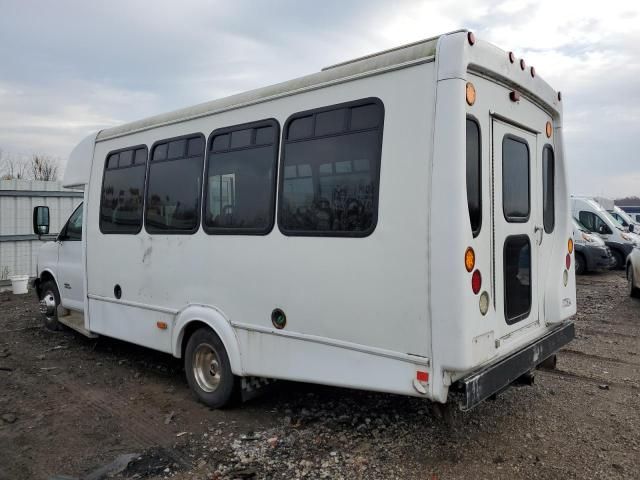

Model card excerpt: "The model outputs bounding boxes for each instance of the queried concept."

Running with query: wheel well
[180,320,211,360]
[37,271,56,296]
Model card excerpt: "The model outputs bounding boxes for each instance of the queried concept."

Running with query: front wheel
[574,253,586,275]
[39,280,64,331]
[612,250,625,270]
[628,266,640,298]
[184,328,236,408]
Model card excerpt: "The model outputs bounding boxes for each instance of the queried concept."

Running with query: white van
[32,30,576,411]
[571,196,639,269]
[609,205,640,233]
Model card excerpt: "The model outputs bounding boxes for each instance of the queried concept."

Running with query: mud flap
[453,321,575,411]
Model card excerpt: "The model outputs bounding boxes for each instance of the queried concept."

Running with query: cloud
[0,0,638,197]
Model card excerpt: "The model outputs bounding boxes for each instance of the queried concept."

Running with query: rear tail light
[472,270,482,294]
[479,291,489,315]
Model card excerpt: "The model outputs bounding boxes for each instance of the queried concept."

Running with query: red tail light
[472,270,482,294]
[566,254,571,270]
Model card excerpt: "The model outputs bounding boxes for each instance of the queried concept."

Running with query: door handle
[534,226,543,245]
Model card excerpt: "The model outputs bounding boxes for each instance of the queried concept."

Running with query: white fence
[0,179,82,280]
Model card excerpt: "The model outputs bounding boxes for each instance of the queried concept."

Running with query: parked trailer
[32,30,576,410]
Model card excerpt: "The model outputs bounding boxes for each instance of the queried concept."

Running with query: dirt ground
[0,271,638,480]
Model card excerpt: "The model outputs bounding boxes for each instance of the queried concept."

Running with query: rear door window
[504,235,531,323]
[502,136,530,222]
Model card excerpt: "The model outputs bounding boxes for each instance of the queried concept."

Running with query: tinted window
[100,147,147,234]
[543,145,555,233]
[64,203,83,241]
[146,135,204,233]
[502,136,530,222]
[466,118,481,236]
[578,211,612,235]
[279,99,384,236]
[204,120,279,234]
[504,235,531,324]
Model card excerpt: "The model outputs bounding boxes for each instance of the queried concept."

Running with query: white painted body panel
[37,30,575,403]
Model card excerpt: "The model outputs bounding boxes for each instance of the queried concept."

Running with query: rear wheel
[612,250,625,270]
[184,328,235,408]
[627,266,640,298]
[574,253,586,275]
[39,280,64,331]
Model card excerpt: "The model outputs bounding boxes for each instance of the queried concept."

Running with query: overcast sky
[1,0,638,197]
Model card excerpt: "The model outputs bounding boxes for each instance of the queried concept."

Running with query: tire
[627,266,640,298]
[574,253,586,275]
[184,328,235,408]
[612,250,625,270]
[38,280,64,331]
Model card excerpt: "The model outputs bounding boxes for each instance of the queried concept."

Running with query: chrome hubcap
[40,292,57,317]
[193,344,221,393]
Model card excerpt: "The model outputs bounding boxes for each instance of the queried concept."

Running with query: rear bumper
[452,321,575,411]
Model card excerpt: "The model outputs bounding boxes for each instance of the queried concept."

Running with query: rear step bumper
[453,321,575,411]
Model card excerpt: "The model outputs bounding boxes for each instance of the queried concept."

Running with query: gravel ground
[0,270,638,479]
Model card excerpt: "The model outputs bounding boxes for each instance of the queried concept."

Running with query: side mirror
[33,206,50,236]
[597,225,606,235]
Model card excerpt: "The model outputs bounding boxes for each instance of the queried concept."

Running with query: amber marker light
[466,82,476,106]
[546,121,553,138]
[568,238,574,254]
[156,321,168,330]
[465,247,476,272]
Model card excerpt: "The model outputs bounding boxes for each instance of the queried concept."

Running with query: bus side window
[203,120,280,234]
[278,98,384,237]
[542,145,555,233]
[466,118,481,236]
[145,135,205,234]
[100,146,147,234]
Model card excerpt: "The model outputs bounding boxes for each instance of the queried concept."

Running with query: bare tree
[30,154,59,181]
[0,149,29,180]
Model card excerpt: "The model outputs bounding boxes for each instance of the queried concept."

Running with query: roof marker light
[558,91,562,101]
[466,82,476,106]
[508,51,516,63]
[468,32,476,45]
[530,66,536,78]
[520,59,526,70]
[510,91,520,102]
[546,121,552,138]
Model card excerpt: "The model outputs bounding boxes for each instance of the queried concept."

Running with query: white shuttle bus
[32,30,576,411]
